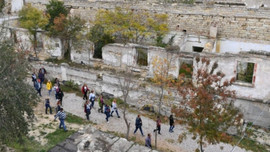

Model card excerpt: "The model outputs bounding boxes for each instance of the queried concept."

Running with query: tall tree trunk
[66,40,71,60]
[158,86,164,115]
[123,95,130,140]
[200,135,204,152]
[154,130,157,149]
[33,33,37,58]
[60,39,65,59]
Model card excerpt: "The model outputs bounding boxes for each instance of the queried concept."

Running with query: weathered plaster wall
[102,43,142,68]
[43,36,62,58]
[11,0,23,13]
[148,46,180,78]
[102,43,180,78]
[205,54,270,101]
[70,41,94,65]
[183,35,270,53]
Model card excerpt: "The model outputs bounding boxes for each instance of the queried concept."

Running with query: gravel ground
[40,85,248,152]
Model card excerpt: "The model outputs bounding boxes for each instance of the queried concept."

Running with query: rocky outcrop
[49,125,157,152]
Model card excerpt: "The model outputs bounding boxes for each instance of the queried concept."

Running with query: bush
[62,80,79,90]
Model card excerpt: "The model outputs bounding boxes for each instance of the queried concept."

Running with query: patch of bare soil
[28,96,82,145]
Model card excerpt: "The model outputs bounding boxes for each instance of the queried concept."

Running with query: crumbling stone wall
[25,0,270,42]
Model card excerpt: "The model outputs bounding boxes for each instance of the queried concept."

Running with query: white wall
[206,55,270,101]
[11,0,24,12]
[70,41,94,65]
[43,35,62,58]
[218,39,270,54]
[182,35,270,54]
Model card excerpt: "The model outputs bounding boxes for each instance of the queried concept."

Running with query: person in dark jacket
[84,100,91,120]
[35,79,42,96]
[38,70,45,89]
[56,100,61,113]
[45,98,52,114]
[81,84,89,100]
[56,89,64,105]
[104,104,110,123]
[98,95,104,113]
[153,116,161,135]
[133,115,144,136]
[32,72,37,87]
[169,115,174,133]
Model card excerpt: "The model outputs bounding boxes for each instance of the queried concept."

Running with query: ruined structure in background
[1,0,270,127]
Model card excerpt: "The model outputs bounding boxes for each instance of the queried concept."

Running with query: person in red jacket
[153,116,161,135]
[81,84,89,100]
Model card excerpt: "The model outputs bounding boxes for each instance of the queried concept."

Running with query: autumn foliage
[94,7,169,44]
[173,57,243,152]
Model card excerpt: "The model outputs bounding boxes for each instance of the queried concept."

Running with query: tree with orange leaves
[173,57,243,152]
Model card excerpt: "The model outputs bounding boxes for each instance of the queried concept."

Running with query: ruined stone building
[2,0,270,127]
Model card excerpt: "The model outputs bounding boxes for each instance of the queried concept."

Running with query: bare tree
[149,53,176,148]
[118,67,136,140]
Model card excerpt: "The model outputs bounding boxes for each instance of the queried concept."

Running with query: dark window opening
[193,46,204,52]
[136,47,148,66]
[55,43,60,48]
[236,62,255,84]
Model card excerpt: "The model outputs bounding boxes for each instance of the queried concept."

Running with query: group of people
[34,67,176,149]
[81,83,175,149]
[81,84,121,122]
[32,67,47,96]
[132,114,175,148]
[32,67,67,132]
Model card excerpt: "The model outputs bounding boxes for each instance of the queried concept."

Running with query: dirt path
[41,90,247,152]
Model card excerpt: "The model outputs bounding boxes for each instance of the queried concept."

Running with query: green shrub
[65,113,85,125]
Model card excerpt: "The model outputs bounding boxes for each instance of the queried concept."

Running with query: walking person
[89,90,96,108]
[54,108,67,132]
[56,99,61,113]
[104,104,111,123]
[98,95,104,113]
[45,98,52,114]
[55,78,60,87]
[169,115,174,133]
[53,84,59,100]
[145,134,152,149]
[39,66,47,76]
[110,99,120,118]
[153,116,161,135]
[38,69,45,89]
[133,115,144,136]
[81,84,89,100]
[84,100,91,120]
[56,89,64,105]
[32,72,37,87]
[35,79,42,97]
[46,80,52,96]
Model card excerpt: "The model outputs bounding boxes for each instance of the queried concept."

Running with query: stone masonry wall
[25,0,270,42]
